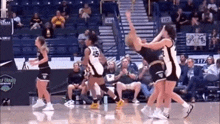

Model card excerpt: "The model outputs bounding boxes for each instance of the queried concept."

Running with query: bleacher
[10,0,102,58]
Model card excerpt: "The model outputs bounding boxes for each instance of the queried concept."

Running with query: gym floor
[1,102,219,124]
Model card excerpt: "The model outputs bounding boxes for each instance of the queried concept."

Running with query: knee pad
[99,84,109,92]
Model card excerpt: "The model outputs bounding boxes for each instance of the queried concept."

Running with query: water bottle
[104,94,108,104]
[75,95,79,105]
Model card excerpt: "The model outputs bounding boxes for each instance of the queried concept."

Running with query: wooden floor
[1,102,219,124]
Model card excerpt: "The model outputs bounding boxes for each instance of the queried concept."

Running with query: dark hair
[181,54,188,59]
[88,32,98,44]
[216,58,220,64]
[165,25,176,40]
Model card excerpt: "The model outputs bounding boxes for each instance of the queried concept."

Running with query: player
[29,36,54,111]
[82,32,124,109]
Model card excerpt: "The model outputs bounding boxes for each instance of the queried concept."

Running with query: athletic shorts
[149,63,166,83]
[166,69,179,82]
[37,67,51,81]
[165,62,181,82]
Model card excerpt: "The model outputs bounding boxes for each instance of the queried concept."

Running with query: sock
[93,98,98,103]
[113,96,120,102]
[155,107,161,113]
[47,102,51,105]
[182,102,189,108]
[163,107,170,114]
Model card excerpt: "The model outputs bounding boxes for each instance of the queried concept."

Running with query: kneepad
[99,84,109,92]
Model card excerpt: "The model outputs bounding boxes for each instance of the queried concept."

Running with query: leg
[116,82,126,99]
[36,80,43,99]
[147,83,159,106]
[39,81,50,103]
[141,84,151,98]
[155,81,165,108]
[132,82,141,100]
[67,84,75,100]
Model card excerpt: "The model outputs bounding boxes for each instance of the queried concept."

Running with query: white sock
[163,107,170,114]
[47,102,52,106]
[155,107,161,113]
[182,102,189,108]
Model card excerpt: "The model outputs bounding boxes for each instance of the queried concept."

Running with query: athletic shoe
[32,99,45,109]
[33,112,45,121]
[116,99,124,108]
[90,103,99,109]
[132,99,140,104]
[152,109,168,120]
[64,100,74,107]
[163,112,170,119]
[141,105,153,117]
[43,104,54,111]
[183,104,194,118]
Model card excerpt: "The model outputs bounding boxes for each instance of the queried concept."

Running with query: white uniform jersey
[88,46,104,76]
[162,39,181,78]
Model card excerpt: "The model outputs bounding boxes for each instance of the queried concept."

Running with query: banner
[161,16,172,23]
[186,33,206,46]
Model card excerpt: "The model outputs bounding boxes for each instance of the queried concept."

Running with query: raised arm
[151,25,165,43]
[126,10,136,35]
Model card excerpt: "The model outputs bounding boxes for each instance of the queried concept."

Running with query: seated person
[30,13,42,30]
[179,54,188,86]
[184,0,195,12]
[202,9,213,24]
[181,58,204,103]
[199,0,207,13]
[42,22,54,39]
[209,29,219,51]
[125,54,138,72]
[207,0,218,13]
[58,1,70,19]
[138,59,154,100]
[78,29,89,55]
[203,56,215,71]
[191,11,200,26]
[64,63,90,106]
[174,8,189,32]
[204,58,220,83]
[51,11,65,29]
[79,3,91,21]
[12,12,24,28]
[115,58,141,103]
[105,61,117,85]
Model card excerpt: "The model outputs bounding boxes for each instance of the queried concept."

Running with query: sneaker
[33,112,45,121]
[183,104,194,118]
[64,100,74,107]
[43,104,54,111]
[116,99,124,108]
[152,109,168,120]
[163,112,170,119]
[132,99,140,104]
[141,105,153,117]
[90,103,99,109]
[32,99,45,109]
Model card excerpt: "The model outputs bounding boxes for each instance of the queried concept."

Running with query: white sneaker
[183,104,194,118]
[32,99,45,109]
[43,104,54,111]
[132,99,140,104]
[141,105,153,117]
[152,109,168,120]
[33,112,45,122]
[64,100,74,107]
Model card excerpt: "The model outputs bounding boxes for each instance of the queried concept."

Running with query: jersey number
[93,51,99,57]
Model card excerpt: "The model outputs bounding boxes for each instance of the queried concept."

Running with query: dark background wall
[0,69,72,105]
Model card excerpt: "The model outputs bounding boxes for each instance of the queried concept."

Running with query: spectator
[207,0,218,13]
[204,58,220,83]
[79,3,91,21]
[78,29,90,55]
[115,58,141,103]
[203,56,215,71]
[30,13,42,30]
[51,11,65,29]
[185,0,195,12]
[58,1,70,19]
[191,11,200,26]
[209,29,219,51]
[64,63,92,106]
[199,0,207,13]
[180,58,204,103]
[193,28,204,51]
[138,59,153,100]
[42,22,54,39]
[125,54,138,72]
[174,8,189,32]
[172,0,181,12]
[179,54,188,86]
[12,12,23,28]
[105,61,117,85]
[202,9,213,24]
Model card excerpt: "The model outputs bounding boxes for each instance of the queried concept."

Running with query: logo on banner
[0,74,16,92]
[0,19,11,26]
[186,33,206,46]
